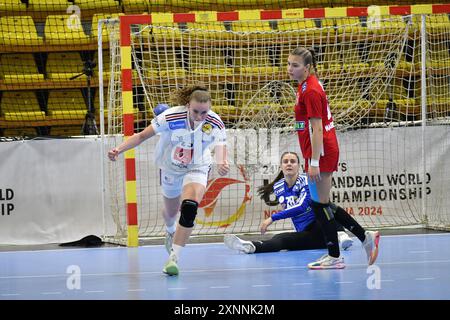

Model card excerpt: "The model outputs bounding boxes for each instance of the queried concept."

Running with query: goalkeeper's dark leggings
[252,221,346,253]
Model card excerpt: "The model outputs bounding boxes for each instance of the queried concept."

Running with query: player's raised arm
[107,125,156,161]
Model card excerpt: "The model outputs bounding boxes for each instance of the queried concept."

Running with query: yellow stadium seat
[212,105,237,115]
[341,44,369,72]
[369,16,406,35]
[395,98,420,116]
[3,128,38,137]
[186,21,230,40]
[92,13,120,43]
[122,0,149,13]
[427,42,450,70]
[427,14,450,34]
[189,48,233,76]
[50,126,83,136]
[0,0,27,13]
[0,16,44,46]
[336,17,366,35]
[234,48,278,75]
[231,21,274,39]
[143,22,183,41]
[368,42,413,73]
[143,50,184,79]
[321,18,335,28]
[75,0,121,11]
[47,90,87,120]
[46,52,86,80]
[171,0,205,12]
[27,0,72,12]
[278,20,332,38]
[1,91,46,121]
[44,15,92,45]
[122,0,169,13]
[0,54,44,84]
[412,14,450,34]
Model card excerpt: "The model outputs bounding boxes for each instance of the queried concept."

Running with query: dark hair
[256,152,301,200]
[170,83,211,106]
[290,47,319,78]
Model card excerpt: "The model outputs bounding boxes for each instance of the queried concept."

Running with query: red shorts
[304,150,339,173]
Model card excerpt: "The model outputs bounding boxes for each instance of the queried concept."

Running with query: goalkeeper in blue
[224,152,380,269]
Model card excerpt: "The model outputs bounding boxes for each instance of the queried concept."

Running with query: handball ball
[154,103,169,116]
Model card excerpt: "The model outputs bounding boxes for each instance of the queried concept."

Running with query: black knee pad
[311,201,335,222]
[179,199,198,228]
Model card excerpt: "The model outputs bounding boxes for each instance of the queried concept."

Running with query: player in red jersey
[288,47,380,269]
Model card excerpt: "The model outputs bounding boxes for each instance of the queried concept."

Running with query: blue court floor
[1,233,450,300]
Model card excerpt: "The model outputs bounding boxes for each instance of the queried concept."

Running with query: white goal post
[99,5,450,246]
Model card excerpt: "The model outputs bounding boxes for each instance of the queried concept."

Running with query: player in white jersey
[108,84,229,276]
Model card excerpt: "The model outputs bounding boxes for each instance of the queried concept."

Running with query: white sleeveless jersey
[151,105,227,173]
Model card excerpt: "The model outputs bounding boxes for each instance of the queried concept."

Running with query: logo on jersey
[295,121,305,131]
[202,123,213,134]
[301,82,307,93]
[168,120,186,130]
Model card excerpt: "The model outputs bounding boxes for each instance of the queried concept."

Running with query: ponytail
[257,170,284,200]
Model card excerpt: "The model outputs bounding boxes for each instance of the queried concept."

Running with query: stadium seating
[91,13,121,43]
[0,54,45,84]
[44,15,92,45]
[0,16,44,46]
[1,91,45,121]
[47,89,87,120]
[46,52,86,81]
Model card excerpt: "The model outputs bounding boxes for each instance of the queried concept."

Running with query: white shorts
[160,166,210,199]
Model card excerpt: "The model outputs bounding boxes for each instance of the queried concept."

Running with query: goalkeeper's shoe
[163,252,179,276]
[362,231,380,265]
[224,234,256,254]
[165,231,175,254]
[338,231,354,251]
[307,254,345,270]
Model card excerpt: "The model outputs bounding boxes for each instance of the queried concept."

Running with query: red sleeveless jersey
[294,75,339,160]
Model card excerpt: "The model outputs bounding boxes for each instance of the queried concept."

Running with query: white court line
[1,293,20,296]
[409,251,432,253]
[415,277,435,281]
[292,283,312,286]
[2,259,450,280]
[252,284,272,287]
[41,292,62,295]
[167,287,187,291]
[85,290,105,293]
[1,233,449,255]
[210,286,230,289]
[127,288,145,292]
[335,281,354,284]
[380,280,395,282]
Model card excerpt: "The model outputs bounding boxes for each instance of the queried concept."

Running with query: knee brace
[311,201,335,222]
[179,199,198,228]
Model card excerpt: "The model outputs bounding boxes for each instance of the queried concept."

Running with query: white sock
[171,244,183,258]
[166,223,176,234]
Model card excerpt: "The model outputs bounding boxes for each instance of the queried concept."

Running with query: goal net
[101,11,450,245]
